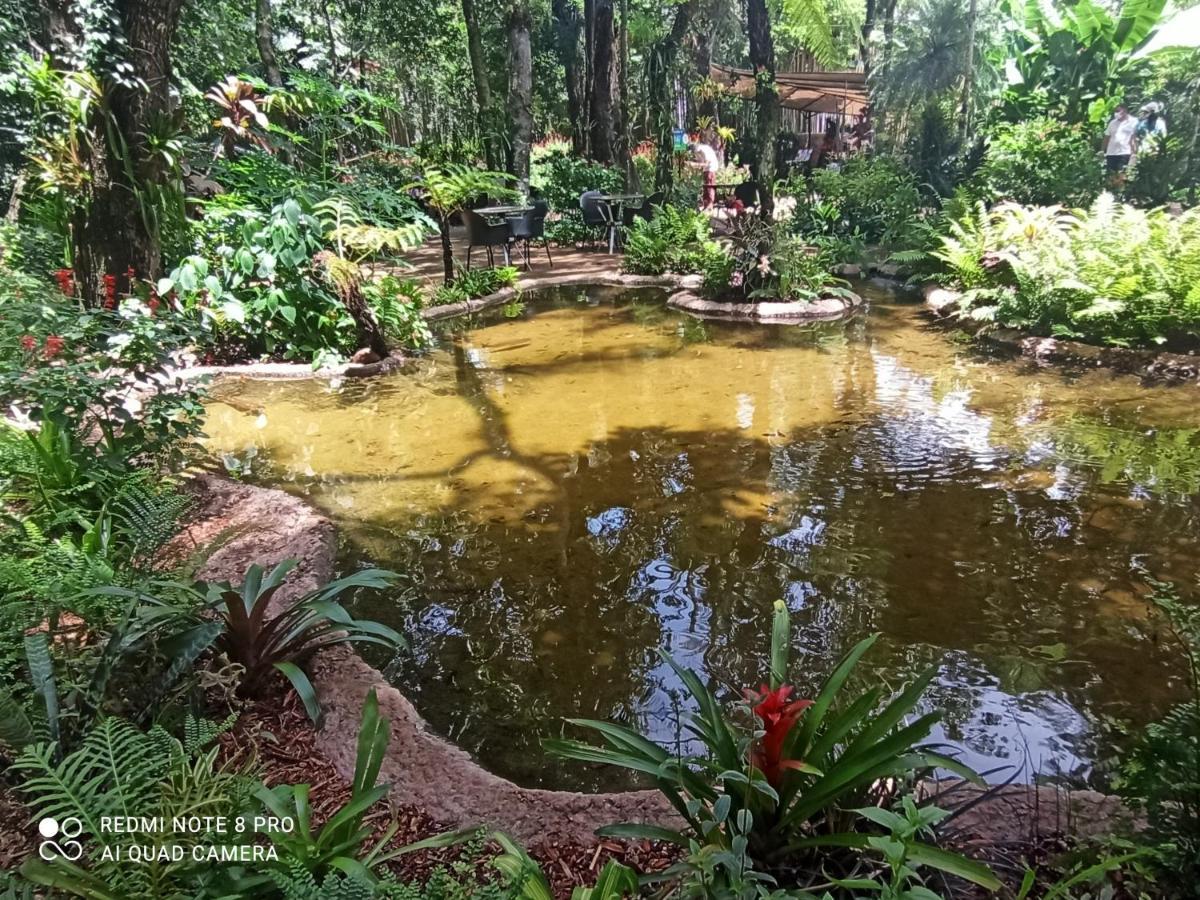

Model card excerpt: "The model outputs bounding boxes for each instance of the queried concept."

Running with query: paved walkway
[398,226,622,287]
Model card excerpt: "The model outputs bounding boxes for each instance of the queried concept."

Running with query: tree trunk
[507,0,533,191]
[75,0,183,305]
[649,1,694,194]
[860,0,876,76]
[463,0,501,169]
[255,0,284,87]
[958,0,978,142]
[589,0,616,163]
[439,217,454,285]
[746,0,778,215]
[551,0,586,155]
[615,0,633,187]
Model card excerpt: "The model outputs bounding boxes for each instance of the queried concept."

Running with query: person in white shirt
[1102,104,1139,183]
[688,141,720,209]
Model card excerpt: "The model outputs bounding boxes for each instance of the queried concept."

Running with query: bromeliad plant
[547,601,999,893]
[106,559,403,723]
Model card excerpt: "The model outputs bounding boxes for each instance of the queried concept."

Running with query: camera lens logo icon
[38,817,84,861]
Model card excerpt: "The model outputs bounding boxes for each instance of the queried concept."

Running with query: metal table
[470,205,535,267]
[596,194,646,253]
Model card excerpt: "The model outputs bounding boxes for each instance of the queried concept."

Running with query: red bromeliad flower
[19,334,37,352]
[743,684,813,787]
[54,268,75,296]
[147,295,161,315]
[43,335,65,359]
[102,274,117,309]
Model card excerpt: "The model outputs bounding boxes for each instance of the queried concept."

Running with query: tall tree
[551,0,586,154]
[255,0,284,87]
[462,0,502,169]
[589,0,616,162]
[958,0,979,141]
[507,0,533,191]
[649,0,695,193]
[746,0,778,214]
[69,0,185,303]
[615,0,632,186]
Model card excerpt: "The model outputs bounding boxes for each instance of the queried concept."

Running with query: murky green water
[204,284,1200,791]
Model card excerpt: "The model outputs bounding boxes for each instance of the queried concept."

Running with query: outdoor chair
[733,182,761,208]
[463,209,512,269]
[580,190,618,251]
[506,200,552,269]
[622,191,664,227]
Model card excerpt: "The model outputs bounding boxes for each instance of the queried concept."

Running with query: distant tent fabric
[709,63,868,117]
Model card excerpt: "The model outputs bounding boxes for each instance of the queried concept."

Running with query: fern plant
[15,713,253,899]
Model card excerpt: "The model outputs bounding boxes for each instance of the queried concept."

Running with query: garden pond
[203,284,1200,792]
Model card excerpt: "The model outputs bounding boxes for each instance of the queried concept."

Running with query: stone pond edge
[922,283,1200,383]
[174,473,1138,848]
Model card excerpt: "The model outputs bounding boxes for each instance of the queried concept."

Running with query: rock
[833,263,862,278]
[922,282,962,316]
[349,348,382,364]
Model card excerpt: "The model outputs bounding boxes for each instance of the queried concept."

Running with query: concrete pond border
[173,473,1136,848]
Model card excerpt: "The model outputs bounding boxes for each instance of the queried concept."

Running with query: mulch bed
[218,688,679,896]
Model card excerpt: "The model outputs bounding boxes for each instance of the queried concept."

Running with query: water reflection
[203,285,1200,790]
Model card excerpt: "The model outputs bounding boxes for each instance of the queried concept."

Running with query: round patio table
[596,193,645,253]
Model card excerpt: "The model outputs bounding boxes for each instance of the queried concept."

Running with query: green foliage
[808,156,923,248]
[529,149,622,212]
[163,198,359,362]
[621,206,719,276]
[934,194,1200,347]
[367,275,433,349]
[543,211,601,246]
[15,714,253,898]
[976,118,1103,207]
[109,560,402,722]
[701,211,849,304]
[999,0,1168,124]
[432,266,519,306]
[1113,584,1200,895]
[547,601,996,894]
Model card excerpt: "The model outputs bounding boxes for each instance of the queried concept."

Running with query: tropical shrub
[621,206,719,276]
[15,714,252,898]
[975,117,1103,208]
[431,265,519,306]
[107,559,403,722]
[1113,584,1200,895]
[702,212,852,304]
[548,601,998,894]
[367,275,433,349]
[933,195,1200,347]
[544,210,601,246]
[530,148,622,211]
[809,155,923,247]
[162,198,361,363]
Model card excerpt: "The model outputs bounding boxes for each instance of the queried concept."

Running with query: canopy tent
[709,63,868,117]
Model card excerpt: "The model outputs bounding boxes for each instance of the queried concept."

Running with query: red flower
[102,274,117,309]
[743,684,813,787]
[43,335,65,359]
[54,268,74,296]
[19,334,37,352]
[148,295,161,315]
[124,265,136,279]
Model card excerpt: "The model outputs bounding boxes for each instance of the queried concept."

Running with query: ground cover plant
[933,194,1200,348]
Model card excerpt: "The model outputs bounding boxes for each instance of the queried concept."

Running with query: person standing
[1102,104,1139,185]
[687,140,720,209]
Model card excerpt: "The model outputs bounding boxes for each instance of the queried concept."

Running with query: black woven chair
[506,200,552,269]
[463,209,512,269]
[580,190,617,251]
[622,191,665,227]
[733,182,761,208]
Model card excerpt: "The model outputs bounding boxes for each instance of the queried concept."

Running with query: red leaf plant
[743,683,813,787]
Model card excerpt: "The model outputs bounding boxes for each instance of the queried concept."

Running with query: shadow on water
[204,284,1200,791]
